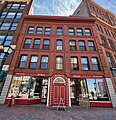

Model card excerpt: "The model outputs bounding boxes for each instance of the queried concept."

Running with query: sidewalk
[0,104,116,120]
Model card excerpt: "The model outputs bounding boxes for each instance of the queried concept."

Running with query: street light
[3,46,14,55]
[0,46,14,71]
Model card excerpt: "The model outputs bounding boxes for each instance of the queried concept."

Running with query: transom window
[40,56,48,70]
[19,55,27,68]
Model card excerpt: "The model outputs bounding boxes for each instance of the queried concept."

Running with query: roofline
[24,15,96,23]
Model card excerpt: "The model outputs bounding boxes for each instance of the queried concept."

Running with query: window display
[8,76,48,100]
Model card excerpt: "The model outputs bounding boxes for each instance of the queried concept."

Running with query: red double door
[52,83,66,106]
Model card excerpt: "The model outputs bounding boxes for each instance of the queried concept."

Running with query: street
[0,104,116,120]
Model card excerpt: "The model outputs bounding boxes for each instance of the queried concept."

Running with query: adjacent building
[0,0,33,104]
[72,0,116,107]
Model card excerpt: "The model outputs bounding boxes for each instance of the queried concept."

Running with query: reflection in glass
[87,79,109,101]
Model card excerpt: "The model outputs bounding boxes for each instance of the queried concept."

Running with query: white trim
[68,78,71,107]
[53,77,65,83]
[46,77,50,106]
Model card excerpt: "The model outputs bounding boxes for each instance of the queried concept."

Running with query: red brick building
[73,0,116,107]
[5,15,112,107]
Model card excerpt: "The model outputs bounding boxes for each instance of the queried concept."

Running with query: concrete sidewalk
[0,104,116,120]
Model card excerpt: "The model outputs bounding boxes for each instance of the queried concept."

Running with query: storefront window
[8,76,48,100]
[87,79,109,101]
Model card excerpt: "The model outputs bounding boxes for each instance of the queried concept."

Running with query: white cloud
[34,0,82,16]
[34,0,116,16]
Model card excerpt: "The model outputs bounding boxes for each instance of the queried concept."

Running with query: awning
[0,70,5,82]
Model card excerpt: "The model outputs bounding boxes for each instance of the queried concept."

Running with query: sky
[34,0,116,16]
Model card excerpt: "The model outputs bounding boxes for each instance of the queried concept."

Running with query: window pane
[77,28,83,36]
[19,56,27,68]
[69,28,74,35]
[79,41,86,51]
[88,41,95,51]
[45,27,51,35]
[85,29,91,36]
[4,35,13,46]
[43,40,50,50]
[57,28,62,35]
[87,79,109,101]
[41,56,48,69]
[71,57,78,70]
[24,39,32,49]
[0,22,11,30]
[33,39,40,49]
[0,36,5,45]
[56,40,62,50]
[36,27,42,34]
[91,58,99,70]
[30,56,38,69]
[28,27,34,34]
[56,57,63,70]
[81,58,89,70]
[70,41,76,50]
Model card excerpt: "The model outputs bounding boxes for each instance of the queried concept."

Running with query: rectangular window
[4,35,13,46]
[106,52,114,67]
[68,28,74,36]
[36,27,42,34]
[30,56,38,69]
[87,79,109,101]
[101,36,108,47]
[0,12,7,18]
[56,56,63,70]
[42,39,50,50]
[69,40,76,50]
[6,12,16,18]
[88,41,95,51]
[24,39,32,49]
[16,12,22,18]
[33,39,40,49]
[0,22,11,30]
[77,28,83,36]
[19,55,27,68]
[0,53,5,67]
[108,39,115,49]
[57,28,62,35]
[20,4,25,9]
[45,27,51,35]
[56,40,63,50]
[0,36,5,45]
[79,41,86,51]
[91,58,99,70]
[10,21,18,30]
[5,3,12,9]
[11,4,20,9]
[28,27,34,34]
[40,56,48,69]
[81,57,89,70]
[70,57,78,70]
[85,29,91,36]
